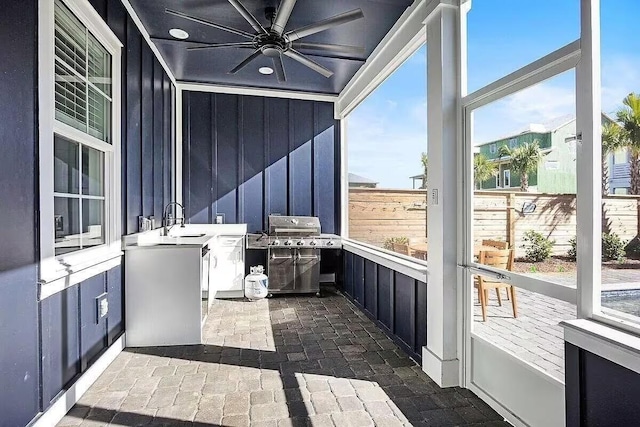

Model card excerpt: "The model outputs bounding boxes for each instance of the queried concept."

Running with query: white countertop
[123,224,247,250]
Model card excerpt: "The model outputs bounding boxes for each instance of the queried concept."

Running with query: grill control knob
[272,240,280,246]
[297,240,305,246]
[284,240,293,246]
[326,241,335,247]
[310,240,317,246]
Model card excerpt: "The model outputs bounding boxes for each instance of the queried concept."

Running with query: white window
[613,187,629,195]
[495,173,500,188]
[40,0,122,287]
[503,169,511,187]
[489,143,497,154]
[613,149,628,165]
[509,138,517,148]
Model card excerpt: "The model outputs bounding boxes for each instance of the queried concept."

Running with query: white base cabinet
[211,235,245,299]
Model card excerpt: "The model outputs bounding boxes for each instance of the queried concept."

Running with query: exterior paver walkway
[473,270,640,382]
[58,287,508,426]
[473,288,572,381]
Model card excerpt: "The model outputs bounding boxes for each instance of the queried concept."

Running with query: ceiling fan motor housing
[255,32,288,56]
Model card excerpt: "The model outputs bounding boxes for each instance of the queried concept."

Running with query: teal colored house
[476,114,612,193]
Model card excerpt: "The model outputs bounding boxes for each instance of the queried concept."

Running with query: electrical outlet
[430,189,439,206]
[96,293,108,323]
[215,214,224,224]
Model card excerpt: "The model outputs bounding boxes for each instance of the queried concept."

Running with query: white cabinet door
[213,239,244,292]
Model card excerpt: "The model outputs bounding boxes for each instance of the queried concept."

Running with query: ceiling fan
[165,0,365,82]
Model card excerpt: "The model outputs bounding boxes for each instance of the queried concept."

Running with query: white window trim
[503,169,510,188]
[39,0,123,292]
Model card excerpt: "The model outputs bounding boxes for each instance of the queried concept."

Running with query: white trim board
[563,319,640,376]
[120,0,177,85]
[30,334,125,427]
[335,0,436,119]
[176,82,338,103]
[342,239,428,283]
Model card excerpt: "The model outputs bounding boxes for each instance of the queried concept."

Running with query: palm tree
[601,122,628,194]
[499,141,543,192]
[616,93,640,194]
[474,154,497,189]
[420,152,428,189]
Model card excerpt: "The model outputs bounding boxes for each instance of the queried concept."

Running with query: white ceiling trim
[120,0,178,85]
[335,0,448,119]
[176,81,338,103]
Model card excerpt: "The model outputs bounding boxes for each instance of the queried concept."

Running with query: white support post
[176,87,183,206]
[340,116,349,238]
[423,2,463,388]
[575,0,601,318]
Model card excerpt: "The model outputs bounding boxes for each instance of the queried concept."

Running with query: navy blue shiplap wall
[0,0,174,424]
[566,343,640,426]
[182,92,340,235]
[343,251,428,363]
[0,1,40,425]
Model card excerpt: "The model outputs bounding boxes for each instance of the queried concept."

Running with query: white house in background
[348,173,378,188]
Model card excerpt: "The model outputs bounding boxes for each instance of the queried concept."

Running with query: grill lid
[268,215,321,236]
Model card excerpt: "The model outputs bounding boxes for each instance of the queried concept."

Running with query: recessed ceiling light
[259,67,274,75]
[169,28,189,40]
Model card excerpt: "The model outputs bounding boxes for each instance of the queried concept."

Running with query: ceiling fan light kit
[165,0,365,83]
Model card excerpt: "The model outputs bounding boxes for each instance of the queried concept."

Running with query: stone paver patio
[473,289,572,382]
[473,269,640,382]
[58,287,509,426]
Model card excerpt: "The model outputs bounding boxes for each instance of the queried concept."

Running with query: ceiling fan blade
[229,49,262,74]
[227,0,268,34]
[165,8,254,39]
[187,42,255,51]
[291,42,364,55]
[286,9,364,42]
[271,0,297,35]
[272,55,286,82]
[283,49,333,78]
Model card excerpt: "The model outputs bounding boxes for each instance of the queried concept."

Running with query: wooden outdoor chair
[392,243,411,256]
[482,239,509,249]
[475,249,517,322]
[481,239,510,300]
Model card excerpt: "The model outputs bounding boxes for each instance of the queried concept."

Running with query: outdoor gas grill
[246,215,341,296]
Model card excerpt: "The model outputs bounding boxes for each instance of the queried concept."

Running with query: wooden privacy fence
[349,188,640,257]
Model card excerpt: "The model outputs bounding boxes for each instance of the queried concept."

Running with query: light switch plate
[215,214,224,224]
[430,189,439,206]
[96,292,108,323]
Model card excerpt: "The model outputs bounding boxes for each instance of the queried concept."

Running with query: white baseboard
[31,334,126,427]
[422,346,460,388]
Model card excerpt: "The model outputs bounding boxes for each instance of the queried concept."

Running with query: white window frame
[39,0,123,293]
[489,143,497,154]
[509,138,517,148]
[461,40,582,306]
[502,169,511,188]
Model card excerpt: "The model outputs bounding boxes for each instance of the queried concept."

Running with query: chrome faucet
[163,202,186,235]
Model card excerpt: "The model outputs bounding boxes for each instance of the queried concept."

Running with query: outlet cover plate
[96,292,108,323]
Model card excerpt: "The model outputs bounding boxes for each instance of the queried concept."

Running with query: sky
[347,0,640,189]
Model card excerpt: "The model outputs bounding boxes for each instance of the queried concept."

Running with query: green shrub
[567,237,577,261]
[383,236,409,250]
[602,232,626,261]
[567,233,626,262]
[521,230,554,262]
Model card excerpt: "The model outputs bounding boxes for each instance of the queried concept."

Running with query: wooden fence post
[507,193,516,248]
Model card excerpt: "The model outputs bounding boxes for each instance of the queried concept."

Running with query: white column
[576,0,602,317]
[422,1,466,387]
